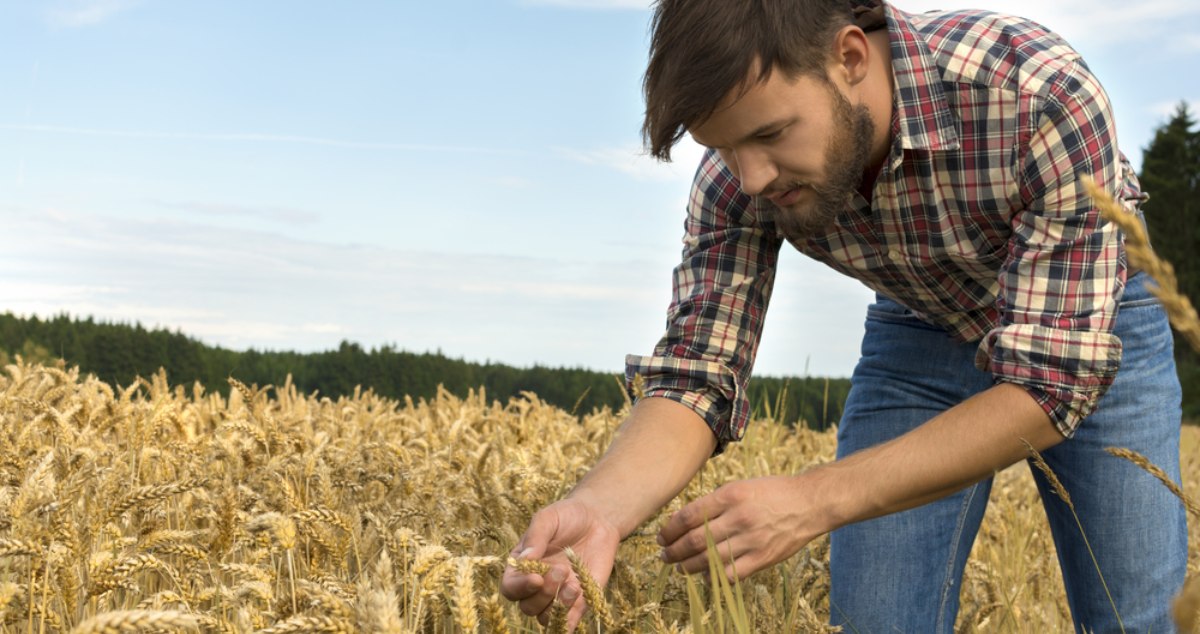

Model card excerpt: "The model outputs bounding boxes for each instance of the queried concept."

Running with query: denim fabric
[829,272,1188,633]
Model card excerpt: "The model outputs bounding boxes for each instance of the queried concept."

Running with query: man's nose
[732,148,777,196]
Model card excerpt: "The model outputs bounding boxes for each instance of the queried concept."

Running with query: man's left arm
[981,56,1128,437]
[658,382,1058,579]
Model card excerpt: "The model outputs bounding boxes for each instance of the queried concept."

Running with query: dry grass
[0,357,1195,632]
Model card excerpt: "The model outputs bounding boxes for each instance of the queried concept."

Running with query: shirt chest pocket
[912,202,1012,281]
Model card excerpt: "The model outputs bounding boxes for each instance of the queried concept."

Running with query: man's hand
[500,397,715,629]
[500,498,621,631]
[662,383,1061,584]
[657,475,822,581]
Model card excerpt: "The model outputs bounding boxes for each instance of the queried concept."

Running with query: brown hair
[641,0,855,160]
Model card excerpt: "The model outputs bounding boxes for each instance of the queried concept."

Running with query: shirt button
[887,248,903,263]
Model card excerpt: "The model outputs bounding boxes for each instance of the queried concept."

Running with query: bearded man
[501,1,1187,631]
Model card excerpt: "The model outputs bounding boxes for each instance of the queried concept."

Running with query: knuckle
[529,508,551,527]
[676,506,696,526]
[720,483,746,504]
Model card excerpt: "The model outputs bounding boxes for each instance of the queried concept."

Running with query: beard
[773,84,876,241]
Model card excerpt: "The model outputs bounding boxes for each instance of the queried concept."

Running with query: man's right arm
[572,396,717,535]
[502,149,777,630]
[500,396,715,630]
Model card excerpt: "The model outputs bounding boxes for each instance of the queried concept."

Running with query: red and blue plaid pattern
[627,2,1143,451]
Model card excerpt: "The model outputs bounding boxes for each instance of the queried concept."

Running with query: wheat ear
[1105,447,1200,517]
[69,609,198,633]
[563,546,615,629]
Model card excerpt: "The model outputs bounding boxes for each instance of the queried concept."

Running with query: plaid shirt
[626,2,1145,452]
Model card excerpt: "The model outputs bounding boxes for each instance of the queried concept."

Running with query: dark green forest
[1140,102,1200,418]
[0,312,850,431]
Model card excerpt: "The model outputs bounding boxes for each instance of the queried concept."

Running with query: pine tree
[1139,101,1200,362]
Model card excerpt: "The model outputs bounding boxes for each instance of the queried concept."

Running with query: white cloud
[0,207,675,370]
[484,176,537,189]
[152,200,322,225]
[4,199,878,377]
[0,124,523,156]
[897,0,1200,47]
[555,135,707,182]
[47,0,142,28]
[1147,99,1199,119]
[0,202,871,376]
[1176,32,1200,54]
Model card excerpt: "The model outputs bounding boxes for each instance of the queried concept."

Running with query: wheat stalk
[1023,439,1124,633]
[1105,447,1200,518]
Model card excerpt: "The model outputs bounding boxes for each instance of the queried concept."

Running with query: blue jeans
[829,272,1188,634]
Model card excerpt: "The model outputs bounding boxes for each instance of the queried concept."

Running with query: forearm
[568,396,717,537]
[809,382,1062,531]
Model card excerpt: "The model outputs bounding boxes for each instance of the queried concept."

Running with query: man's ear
[830,25,871,87]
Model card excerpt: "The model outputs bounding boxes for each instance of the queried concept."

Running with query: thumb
[511,508,561,561]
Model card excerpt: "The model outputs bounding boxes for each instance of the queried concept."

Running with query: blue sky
[2,0,1197,378]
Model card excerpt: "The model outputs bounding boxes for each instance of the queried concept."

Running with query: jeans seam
[1118,297,1159,308]
[936,482,979,632]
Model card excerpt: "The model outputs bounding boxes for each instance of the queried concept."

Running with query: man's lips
[767,185,805,207]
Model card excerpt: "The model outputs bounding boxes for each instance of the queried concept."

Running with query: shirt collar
[883,3,960,162]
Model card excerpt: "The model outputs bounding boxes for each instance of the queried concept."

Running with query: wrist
[794,464,859,535]
[566,483,642,538]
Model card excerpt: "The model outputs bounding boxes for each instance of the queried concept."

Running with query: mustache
[765,181,809,197]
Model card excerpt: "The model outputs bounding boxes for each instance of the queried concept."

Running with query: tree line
[1140,102,1200,419]
[3,104,1194,425]
[0,312,850,431]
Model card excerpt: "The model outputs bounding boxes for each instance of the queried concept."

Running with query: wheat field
[0,357,1195,633]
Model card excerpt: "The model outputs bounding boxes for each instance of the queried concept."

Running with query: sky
[1,0,1198,379]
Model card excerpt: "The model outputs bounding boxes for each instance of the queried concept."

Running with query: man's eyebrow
[698,118,794,150]
[741,119,791,142]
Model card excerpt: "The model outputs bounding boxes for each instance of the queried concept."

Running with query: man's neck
[863,28,896,173]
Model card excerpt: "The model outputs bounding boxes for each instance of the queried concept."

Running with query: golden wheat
[69,609,198,633]
[0,357,1193,632]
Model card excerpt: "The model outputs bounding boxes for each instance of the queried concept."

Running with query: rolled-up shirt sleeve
[975,59,1129,436]
[625,150,782,454]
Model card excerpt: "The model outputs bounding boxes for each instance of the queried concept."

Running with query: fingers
[670,531,758,579]
[661,514,745,574]
[658,491,732,566]
[565,593,590,632]
[657,493,727,549]
[500,508,562,602]
[516,508,561,561]
[502,556,581,617]
[658,493,768,581]
[499,565,542,603]
[519,564,580,626]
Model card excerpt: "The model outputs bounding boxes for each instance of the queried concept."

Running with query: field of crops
[0,357,1196,633]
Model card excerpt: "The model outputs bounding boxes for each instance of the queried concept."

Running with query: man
[501,1,1187,631]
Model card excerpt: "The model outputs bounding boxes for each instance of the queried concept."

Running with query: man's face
[689,68,875,240]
